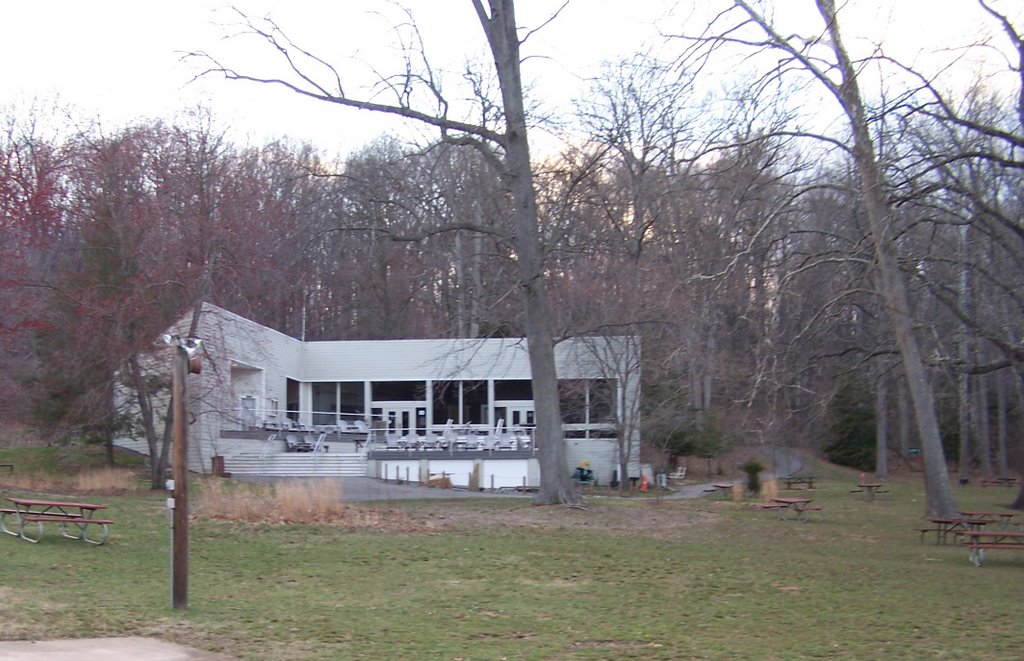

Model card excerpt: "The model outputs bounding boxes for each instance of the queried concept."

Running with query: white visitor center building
[117,303,641,490]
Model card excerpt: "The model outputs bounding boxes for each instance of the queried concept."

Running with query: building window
[559,380,587,424]
[591,379,617,423]
[372,381,426,402]
[494,379,532,400]
[338,381,364,414]
[312,382,337,425]
[432,380,487,425]
[558,379,617,426]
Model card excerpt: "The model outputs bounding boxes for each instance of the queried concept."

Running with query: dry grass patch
[74,466,141,492]
[195,478,431,531]
[0,466,144,495]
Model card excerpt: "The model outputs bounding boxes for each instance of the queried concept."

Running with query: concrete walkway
[231,447,804,502]
[0,637,231,660]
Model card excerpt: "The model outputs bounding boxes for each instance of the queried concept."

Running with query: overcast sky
[2,1,1020,158]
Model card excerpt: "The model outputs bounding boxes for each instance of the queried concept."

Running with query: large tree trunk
[474,0,577,504]
[815,0,958,517]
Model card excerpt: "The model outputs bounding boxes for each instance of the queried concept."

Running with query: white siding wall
[184,304,303,471]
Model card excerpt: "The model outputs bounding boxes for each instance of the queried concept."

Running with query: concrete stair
[225,452,366,477]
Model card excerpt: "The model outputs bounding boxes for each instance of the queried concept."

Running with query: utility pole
[165,334,201,611]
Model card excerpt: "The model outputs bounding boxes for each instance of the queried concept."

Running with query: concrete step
[226,453,366,477]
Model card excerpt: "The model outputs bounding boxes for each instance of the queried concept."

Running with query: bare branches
[978,0,1024,129]
[188,8,506,160]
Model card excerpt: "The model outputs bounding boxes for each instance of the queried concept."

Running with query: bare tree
[677,0,959,516]
[193,1,579,503]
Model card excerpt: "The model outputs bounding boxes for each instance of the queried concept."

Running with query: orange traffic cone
[640,474,649,492]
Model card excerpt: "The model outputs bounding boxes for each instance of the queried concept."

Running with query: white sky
[2,1,1021,158]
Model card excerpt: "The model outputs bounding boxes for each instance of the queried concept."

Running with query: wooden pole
[172,346,189,610]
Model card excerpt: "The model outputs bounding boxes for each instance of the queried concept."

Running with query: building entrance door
[374,404,427,437]
[494,403,534,428]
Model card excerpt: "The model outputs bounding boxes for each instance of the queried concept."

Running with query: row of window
[301,378,617,427]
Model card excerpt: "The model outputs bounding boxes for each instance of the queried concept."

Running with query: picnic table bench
[961,530,1024,567]
[979,476,1020,488]
[0,463,13,474]
[2,497,112,545]
[781,475,816,490]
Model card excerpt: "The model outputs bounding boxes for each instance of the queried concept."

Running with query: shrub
[740,458,765,495]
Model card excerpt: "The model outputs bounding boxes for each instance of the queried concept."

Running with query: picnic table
[959,511,1017,529]
[1,496,112,545]
[849,482,888,501]
[781,475,816,490]
[703,482,734,499]
[921,515,999,548]
[767,497,822,522]
[979,476,1020,488]
[961,529,1024,567]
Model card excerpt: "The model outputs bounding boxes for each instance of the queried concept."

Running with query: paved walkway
[234,446,803,502]
[0,637,231,660]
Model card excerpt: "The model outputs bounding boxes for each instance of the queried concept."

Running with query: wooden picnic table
[703,482,734,499]
[919,517,991,545]
[781,475,815,490]
[769,497,822,522]
[979,476,1020,488]
[919,517,964,545]
[1,496,112,545]
[959,511,1017,529]
[961,529,1024,567]
[850,482,889,501]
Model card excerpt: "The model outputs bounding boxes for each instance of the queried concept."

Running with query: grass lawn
[0,450,1022,660]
